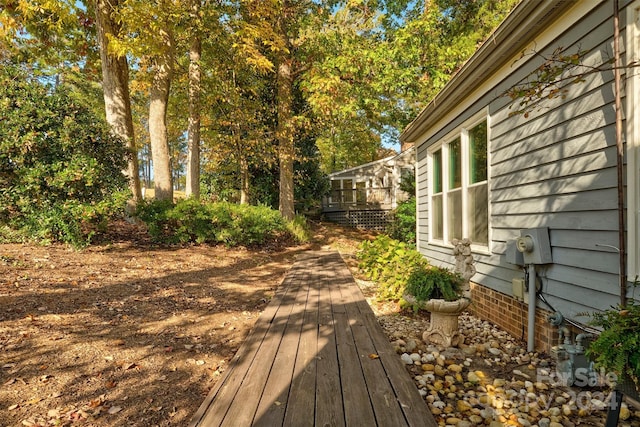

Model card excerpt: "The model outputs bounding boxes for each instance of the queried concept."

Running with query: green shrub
[286,214,311,244]
[221,203,287,246]
[405,265,463,303]
[0,63,129,247]
[587,295,640,389]
[387,197,416,244]
[136,200,292,247]
[169,198,217,243]
[135,199,178,243]
[356,235,428,301]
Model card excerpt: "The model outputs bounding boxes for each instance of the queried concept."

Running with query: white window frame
[627,0,640,280]
[428,112,490,253]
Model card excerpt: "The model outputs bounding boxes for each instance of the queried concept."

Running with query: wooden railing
[322,187,393,210]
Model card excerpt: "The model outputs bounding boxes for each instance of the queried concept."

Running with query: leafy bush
[386,169,416,244]
[405,265,464,302]
[587,295,640,390]
[286,214,311,244]
[136,199,295,247]
[387,197,416,244]
[136,199,186,243]
[0,63,129,247]
[356,235,428,301]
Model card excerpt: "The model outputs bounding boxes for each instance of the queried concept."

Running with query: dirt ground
[2,221,637,427]
[0,221,372,427]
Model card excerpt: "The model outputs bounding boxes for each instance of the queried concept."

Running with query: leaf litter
[0,221,369,426]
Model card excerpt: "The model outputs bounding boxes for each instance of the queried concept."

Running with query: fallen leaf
[113,339,125,346]
[108,406,122,414]
[4,378,16,385]
[368,353,379,359]
[8,404,19,410]
[105,380,117,389]
[123,362,138,370]
[25,397,42,405]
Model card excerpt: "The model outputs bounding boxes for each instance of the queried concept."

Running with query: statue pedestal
[422,298,471,348]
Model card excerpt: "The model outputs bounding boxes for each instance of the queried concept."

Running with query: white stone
[400,353,413,365]
[432,401,446,409]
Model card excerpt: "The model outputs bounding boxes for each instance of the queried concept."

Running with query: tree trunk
[277,59,295,220]
[94,0,142,209]
[185,0,201,199]
[149,27,174,201]
[239,155,250,205]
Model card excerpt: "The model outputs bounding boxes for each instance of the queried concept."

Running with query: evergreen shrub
[136,199,296,247]
[0,63,129,247]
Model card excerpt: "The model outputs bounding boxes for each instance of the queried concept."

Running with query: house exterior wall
[409,0,638,350]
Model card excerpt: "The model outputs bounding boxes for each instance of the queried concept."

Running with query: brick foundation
[469,282,557,353]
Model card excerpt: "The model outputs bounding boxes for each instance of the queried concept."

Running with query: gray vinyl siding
[415,1,628,319]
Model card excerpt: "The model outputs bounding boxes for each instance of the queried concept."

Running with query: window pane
[469,121,487,184]
[468,183,488,245]
[343,179,353,203]
[432,194,443,240]
[356,182,366,204]
[432,150,442,193]
[449,137,462,189]
[447,188,462,240]
[331,180,341,202]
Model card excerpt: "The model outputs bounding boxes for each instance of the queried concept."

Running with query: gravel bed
[358,279,640,427]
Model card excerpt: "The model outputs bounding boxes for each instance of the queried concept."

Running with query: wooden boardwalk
[189,251,437,427]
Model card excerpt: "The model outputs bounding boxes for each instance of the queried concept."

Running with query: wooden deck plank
[189,251,437,427]
[252,274,310,426]
[334,310,378,426]
[282,270,320,426]
[325,252,377,426]
[188,269,298,427]
[314,262,345,427]
[218,266,306,427]
[335,267,411,426]
[341,269,438,427]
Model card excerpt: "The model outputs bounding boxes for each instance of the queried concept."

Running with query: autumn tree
[185,0,202,199]
[110,0,180,201]
[94,0,143,207]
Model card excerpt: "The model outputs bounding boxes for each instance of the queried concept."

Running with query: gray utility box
[516,227,552,264]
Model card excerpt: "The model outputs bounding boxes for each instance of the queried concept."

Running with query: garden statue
[422,238,475,347]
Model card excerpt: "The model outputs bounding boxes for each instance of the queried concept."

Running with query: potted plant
[403,265,471,347]
[586,296,640,399]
